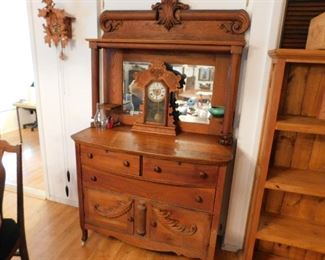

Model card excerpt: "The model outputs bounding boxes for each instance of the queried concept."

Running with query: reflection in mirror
[173,64,215,124]
[123,61,150,115]
[122,62,216,125]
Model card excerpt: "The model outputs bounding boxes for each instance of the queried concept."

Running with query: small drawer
[143,157,219,187]
[80,145,140,176]
[83,167,215,212]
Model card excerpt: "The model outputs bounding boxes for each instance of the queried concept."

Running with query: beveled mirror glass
[123,61,215,124]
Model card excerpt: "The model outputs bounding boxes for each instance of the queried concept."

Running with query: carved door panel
[148,203,212,251]
[84,188,134,234]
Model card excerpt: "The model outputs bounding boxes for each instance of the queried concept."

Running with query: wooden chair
[0,140,29,260]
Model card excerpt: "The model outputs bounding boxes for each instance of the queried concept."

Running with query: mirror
[123,61,215,124]
[123,61,150,115]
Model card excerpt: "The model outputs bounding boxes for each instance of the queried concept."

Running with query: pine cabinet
[245,49,325,259]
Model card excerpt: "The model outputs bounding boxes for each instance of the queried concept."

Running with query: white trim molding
[222,0,286,251]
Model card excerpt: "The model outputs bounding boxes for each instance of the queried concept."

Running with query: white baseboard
[47,195,78,208]
[222,243,241,252]
[5,183,46,200]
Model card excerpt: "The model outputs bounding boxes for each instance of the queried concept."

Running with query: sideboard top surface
[71,126,233,164]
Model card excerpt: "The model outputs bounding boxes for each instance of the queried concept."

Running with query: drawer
[148,203,212,252]
[143,157,219,187]
[83,167,215,212]
[80,145,140,176]
[84,187,134,234]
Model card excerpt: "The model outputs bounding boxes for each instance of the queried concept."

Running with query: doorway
[0,2,46,197]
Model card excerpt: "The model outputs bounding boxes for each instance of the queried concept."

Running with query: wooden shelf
[265,168,325,198]
[254,251,288,260]
[276,116,325,135]
[256,214,325,254]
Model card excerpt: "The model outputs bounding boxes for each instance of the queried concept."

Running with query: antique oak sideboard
[71,1,250,259]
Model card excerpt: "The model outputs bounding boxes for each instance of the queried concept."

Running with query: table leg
[16,107,22,144]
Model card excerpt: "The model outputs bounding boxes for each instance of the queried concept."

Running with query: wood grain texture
[244,49,325,260]
[257,214,325,254]
[266,168,325,197]
[276,116,325,135]
[72,126,233,164]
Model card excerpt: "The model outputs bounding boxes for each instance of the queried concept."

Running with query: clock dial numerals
[147,82,166,103]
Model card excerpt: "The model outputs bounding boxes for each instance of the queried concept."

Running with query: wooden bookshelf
[244,49,325,259]
[266,168,325,198]
[257,214,325,254]
[276,116,325,135]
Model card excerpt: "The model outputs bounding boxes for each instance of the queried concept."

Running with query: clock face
[147,82,166,103]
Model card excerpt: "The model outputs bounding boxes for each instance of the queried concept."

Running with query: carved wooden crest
[152,0,189,30]
[38,0,74,60]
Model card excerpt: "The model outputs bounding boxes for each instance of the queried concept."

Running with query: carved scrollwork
[219,10,250,34]
[152,207,197,236]
[94,200,133,218]
[99,11,122,33]
[152,0,189,30]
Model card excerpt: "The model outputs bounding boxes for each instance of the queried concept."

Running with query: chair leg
[19,237,29,260]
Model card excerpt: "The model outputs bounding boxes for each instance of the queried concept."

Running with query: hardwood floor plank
[2,128,45,191]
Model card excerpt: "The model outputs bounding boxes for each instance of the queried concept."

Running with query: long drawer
[82,166,215,212]
[143,157,219,187]
[80,145,140,176]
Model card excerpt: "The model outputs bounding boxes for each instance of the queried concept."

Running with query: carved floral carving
[152,0,189,30]
[153,207,197,236]
[94,200,133,219]
[38,0,74,60]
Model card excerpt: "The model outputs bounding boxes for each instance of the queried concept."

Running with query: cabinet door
[84,188,134,234]
[148,203,212,251]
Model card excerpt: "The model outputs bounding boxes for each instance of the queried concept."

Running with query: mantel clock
[131,63,182,136]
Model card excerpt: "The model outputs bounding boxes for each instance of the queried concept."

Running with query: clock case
[131,63,182,136]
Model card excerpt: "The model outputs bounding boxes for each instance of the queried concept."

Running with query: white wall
[0,1,34,134]
[223,0,286,251]
[26,0,286,251]
[27,0,98,205]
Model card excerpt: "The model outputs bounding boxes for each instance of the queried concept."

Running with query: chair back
[0,139,28,258]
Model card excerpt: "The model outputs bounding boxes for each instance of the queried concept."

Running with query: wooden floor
[5,191,239,260]
[1,128,45,191]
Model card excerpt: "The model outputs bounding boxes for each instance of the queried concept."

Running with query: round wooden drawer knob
[128,217,134,222]
[195,195,203,203]
[154,166,161,173]
[199,171,208,179]
[123,160,130,167]
[87,153,93,159]
[151,221,157,228]
[90,176,97,182]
